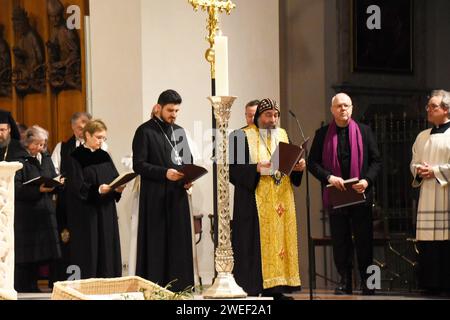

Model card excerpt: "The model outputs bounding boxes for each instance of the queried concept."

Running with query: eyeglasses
[94,135,107,141]
[425,104,442,111]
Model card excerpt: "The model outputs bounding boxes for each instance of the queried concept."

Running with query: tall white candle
[215,33,229,96]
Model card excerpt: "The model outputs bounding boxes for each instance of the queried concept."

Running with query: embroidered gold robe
[230,125,302,295]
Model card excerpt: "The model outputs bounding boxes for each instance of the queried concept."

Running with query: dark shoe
[360,282,376,296]
[334,277,352,295]
[334,285,353,295]
[273,293,294,300]
[361,287,375,296]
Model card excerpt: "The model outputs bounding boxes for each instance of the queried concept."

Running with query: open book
[23,175,63,188]
[270,138,309,176]
[179,164,208,183]
[326,177,366,209]
[108,172,138,190]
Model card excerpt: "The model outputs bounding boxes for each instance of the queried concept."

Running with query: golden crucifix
[188,0,236,78]
[188,0,247,299]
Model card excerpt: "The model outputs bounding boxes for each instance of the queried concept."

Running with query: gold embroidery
[243,125,301,289]
[276,203,285,217]
[278,248,286,260]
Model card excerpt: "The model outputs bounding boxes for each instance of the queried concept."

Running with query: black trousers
[329,204,373,282]
[49,242,71,286]
[15,263,40,293]
[417,241,450,292]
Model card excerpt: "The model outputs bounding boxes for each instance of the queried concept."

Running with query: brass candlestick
[188,0,236,78]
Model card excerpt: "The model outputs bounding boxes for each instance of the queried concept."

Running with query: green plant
[140,279,195,300]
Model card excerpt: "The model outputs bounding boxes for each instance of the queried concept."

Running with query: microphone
[289,109,307,143]
[289,109,314,301]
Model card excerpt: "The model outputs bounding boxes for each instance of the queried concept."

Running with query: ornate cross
[188,0,236,77]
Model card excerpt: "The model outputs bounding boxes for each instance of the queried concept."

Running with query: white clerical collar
[76,138,84,147]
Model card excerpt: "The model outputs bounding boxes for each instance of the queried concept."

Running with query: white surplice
[411,127,450,241]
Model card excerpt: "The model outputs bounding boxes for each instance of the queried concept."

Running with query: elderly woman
[14,125,61,292]
[66,119,123,279]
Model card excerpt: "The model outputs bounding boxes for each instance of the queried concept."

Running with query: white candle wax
[214,34,229,97]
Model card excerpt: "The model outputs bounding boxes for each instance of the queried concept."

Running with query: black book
[23,176,63,188]
[108,172,138,190]
[179,164,208,183]
[271,138,309,176]
[326,178,366,209]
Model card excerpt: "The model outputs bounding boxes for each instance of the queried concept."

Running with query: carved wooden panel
[0,0,87,150]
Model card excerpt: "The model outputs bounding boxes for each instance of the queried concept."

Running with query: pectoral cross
[188,0,235,77]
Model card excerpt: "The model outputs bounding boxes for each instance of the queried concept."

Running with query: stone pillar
[0,162,23,300]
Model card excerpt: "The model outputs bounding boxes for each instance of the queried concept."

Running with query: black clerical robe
[51,135,77,283]
[229,128,303,296]
[14,152,61,264]
[67,146,122,279]
[133,117,194,292]
[0,139,27,162]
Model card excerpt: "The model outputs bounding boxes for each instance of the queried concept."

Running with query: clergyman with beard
[229,98,305,299]
[0,112,27,162]
[132,89,194,292]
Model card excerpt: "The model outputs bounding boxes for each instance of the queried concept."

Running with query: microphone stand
[289,110,314,301]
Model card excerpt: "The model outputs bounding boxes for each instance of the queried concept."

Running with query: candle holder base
[203,273,247,299]
[0,288,17,300]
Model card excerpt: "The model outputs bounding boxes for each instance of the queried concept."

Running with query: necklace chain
[153,119,182,165]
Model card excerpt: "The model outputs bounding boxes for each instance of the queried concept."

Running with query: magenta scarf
[322,119,363,209]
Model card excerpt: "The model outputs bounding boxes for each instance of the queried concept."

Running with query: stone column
[0,162,23,300]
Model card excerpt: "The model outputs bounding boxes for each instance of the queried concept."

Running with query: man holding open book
[132,90,195,292]
[308,93,381,295]
[230,98,305,299]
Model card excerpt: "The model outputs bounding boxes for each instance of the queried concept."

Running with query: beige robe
[411,127,450,241]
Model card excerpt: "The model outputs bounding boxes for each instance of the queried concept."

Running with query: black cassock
[0,139,27,161]
[67,146,122,279]
[229,130,303,296]
[14,151,61,292]
[14,152,61,264]
[51,135,77,283]
[133,117,194,292]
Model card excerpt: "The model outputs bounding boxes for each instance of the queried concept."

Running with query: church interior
[1,0,450,302]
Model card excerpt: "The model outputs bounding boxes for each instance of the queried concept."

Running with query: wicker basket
[51,276,183,300]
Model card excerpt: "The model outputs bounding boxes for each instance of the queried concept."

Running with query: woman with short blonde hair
[67,119,123,279]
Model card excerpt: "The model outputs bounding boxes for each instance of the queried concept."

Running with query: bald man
[308,93,381,295]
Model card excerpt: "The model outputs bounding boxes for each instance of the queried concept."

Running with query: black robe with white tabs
[67,146,122,279]
[133,117,194,292]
